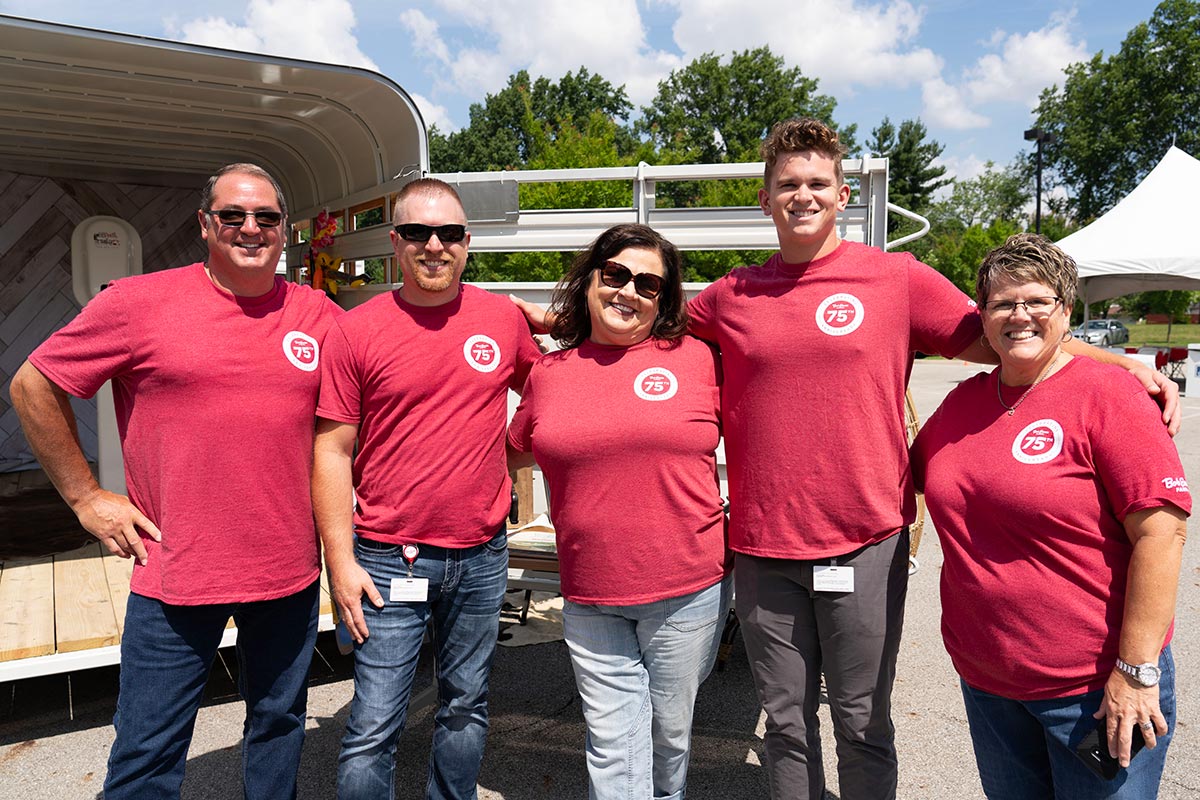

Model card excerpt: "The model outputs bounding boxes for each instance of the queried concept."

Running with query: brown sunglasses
[598,261,665,299]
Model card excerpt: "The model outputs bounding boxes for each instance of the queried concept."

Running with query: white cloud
[663,0,942,93]
[411,92,454,133]
[919,12,1087,133]
[937,153,990,184]
[167,0,377,70]
[921,77,989,130]
[399,0,676,108]
[960,13,1087,107]
[398,9,451,65]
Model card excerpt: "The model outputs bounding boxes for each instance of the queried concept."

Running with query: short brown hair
[392,178,466,224]
[201,163,288,218]
[549,224,689,349]
[977,233,1078,310]
[761,118,848,185]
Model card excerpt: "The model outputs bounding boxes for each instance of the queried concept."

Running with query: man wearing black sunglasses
[313,178,540,799]
[11,163,341,799]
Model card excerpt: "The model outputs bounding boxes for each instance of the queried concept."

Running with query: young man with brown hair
[687,118,1178,799]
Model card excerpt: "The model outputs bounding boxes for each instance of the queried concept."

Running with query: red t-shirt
[688,241,981,558]
[317,285,540,547]
[507,336,730,604]
[911,357,1191,700]
[29,263,342,604]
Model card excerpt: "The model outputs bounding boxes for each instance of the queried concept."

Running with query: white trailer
[0,15,922,681]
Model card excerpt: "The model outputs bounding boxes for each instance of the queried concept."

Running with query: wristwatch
[1115,657,1161,687]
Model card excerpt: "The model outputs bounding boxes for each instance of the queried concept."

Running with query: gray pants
[735,530,909,800]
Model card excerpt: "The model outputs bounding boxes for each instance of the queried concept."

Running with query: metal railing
[286,158,903,269]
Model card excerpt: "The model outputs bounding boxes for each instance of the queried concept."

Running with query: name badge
[390,577,429,602]
[813,565,854,593]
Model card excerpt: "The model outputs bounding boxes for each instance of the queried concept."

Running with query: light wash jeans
[337,527,509,800]
[562,577,732,800]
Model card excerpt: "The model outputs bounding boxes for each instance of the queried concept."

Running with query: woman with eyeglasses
[910,233,1190,799]
[507,223,731,800]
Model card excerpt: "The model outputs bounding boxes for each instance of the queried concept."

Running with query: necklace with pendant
[998,353,1061,416]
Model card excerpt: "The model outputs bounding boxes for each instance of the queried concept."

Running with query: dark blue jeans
[337,527,509,800]
[103,581,319,799]
[960,646,1176,800]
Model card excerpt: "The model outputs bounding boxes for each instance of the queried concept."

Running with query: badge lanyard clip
[401,544,419,578]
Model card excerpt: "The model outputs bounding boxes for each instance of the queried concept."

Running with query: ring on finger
[1139,721,1154,731]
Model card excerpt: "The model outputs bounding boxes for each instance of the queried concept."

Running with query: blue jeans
[103,581,319,800]
[562,577,732,800]
[337,527,509,800]
[960,646,1176,800]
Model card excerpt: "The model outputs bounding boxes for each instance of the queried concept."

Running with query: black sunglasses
[598,261,665,300]
[394,223,468,243]
[204,208,284,228]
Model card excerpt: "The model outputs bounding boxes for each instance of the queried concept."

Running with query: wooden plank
[102,552,134,640]
[0,556,56,661]
[0,171,19,199]
[0,292,73,375]
[0,174,44,222]
[0,263,70,347]
[512,467,534,526]
[0,234,69,315]
[53,543,120,653]
[0,180,65,257]
[58,179,119,221]
[81,180,140,221]
[319,567,333,619]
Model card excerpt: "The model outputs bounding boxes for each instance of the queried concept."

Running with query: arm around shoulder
[1063,338,1180,435]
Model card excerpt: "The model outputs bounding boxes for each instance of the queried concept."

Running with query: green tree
[866,117,950,233]
[1033,0,1200,220]
[462,111,641,282]
[920,220,1022,295]
[933,161,1030,228]
[1107,290,1196,342]
[900,161,1028,284]
[637,47,855,165]
[632,47,852,279]
[430,67,634,173]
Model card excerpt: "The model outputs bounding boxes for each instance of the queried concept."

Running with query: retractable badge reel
[390,543,429,601]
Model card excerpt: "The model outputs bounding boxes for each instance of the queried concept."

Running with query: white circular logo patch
[815,293,865,336]
[633,367,678,401]
[1012,419,1064,464]
[464,334,501,373]
[282,331,319,372]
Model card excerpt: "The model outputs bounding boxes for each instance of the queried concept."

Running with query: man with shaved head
[313,178,540,799]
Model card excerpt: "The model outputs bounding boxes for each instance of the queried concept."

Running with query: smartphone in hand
[1075,718,1146,780]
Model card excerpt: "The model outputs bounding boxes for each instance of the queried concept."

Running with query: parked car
[1072,319,1130,346]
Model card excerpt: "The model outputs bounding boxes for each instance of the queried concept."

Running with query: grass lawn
[1126,323,1200,348]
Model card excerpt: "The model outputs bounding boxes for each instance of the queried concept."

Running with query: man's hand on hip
[74,488,162,565]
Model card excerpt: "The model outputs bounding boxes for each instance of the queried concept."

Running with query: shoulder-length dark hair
[548,223,689,348]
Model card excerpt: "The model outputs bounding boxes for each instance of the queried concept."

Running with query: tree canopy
[637,47,855,164]
[1033,0,1200,221]
[429,67,633,173]
[866,117,950,233]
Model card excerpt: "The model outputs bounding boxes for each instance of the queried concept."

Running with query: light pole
[1024,127,1057,234]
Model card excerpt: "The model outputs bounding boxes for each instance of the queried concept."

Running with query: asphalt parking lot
[2,359,1198,799]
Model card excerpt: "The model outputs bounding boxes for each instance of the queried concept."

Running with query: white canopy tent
[1058,146,1200,307]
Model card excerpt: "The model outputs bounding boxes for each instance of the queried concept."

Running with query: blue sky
[0,0,1166,183]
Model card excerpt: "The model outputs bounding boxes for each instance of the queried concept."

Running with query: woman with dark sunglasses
[508,223,731,800]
